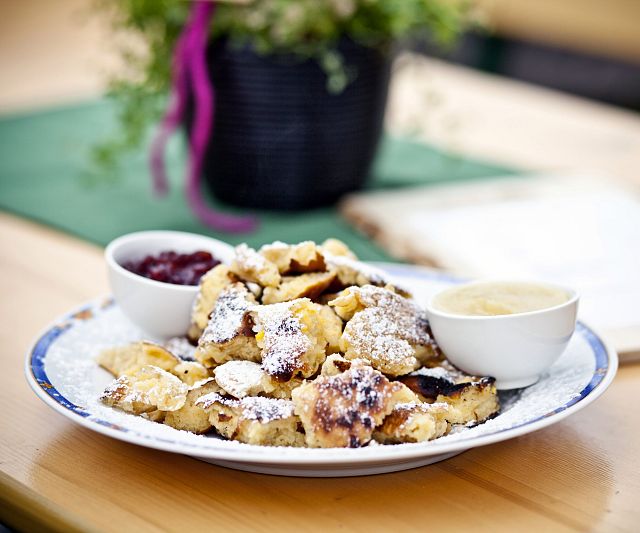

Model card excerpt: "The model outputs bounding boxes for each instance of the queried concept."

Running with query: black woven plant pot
[198,38,391,210]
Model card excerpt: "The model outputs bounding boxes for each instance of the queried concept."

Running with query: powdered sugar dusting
[235,243,271,273]
[410,367,453,381]
[196,392,295,422]
[200,284,253,344]
[39,287,599,455]
[310,364,399,435]
[340,286,436,373]
[240,396,295,422]
[163,337,196,361]
[252,301,311,380]
[213,361,266,398]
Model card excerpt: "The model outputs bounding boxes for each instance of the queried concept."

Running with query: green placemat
[0,99,513,261]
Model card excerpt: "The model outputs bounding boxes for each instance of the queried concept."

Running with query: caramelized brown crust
[398,374,496,402]
[292,362,417,448]
[397,368,500,425]
[373,402,449,444]
[171,361,211,386]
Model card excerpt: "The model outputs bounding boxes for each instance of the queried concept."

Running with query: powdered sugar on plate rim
[24,265,617,466]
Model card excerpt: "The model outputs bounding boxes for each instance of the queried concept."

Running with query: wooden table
[1,211,639,532]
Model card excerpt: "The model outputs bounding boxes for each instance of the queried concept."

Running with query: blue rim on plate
[25,265,617,462]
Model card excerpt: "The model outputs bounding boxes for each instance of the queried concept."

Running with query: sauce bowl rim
[425,279,579,321]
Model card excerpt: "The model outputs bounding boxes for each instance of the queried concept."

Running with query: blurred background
[2,0,639,111]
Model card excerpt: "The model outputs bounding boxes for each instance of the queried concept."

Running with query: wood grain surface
[1,211,639,532]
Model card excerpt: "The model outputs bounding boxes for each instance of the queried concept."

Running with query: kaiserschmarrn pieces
[163,378,222,433]
[188,264,236,341]
[398,365,500,425]
[259,241,326,274]
[195,283,261,368]
[97,238,502,448]
[291,362,417,448]
[373,401,450,444]
[213,360,270,398]
[330,285,437,376]
[251,299,329,381]
[230,244,281,288]
[324,254,410,297]
[262,271,337,305]
[197,393,305,447]
[213,360,303,399]
[100,365,188,416]
[97,341,180,378]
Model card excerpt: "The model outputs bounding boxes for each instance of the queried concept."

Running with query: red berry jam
[122,250,220,286]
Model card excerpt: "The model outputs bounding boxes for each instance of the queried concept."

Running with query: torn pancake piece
[188,264,236,341]
[291,361,417,448]
[261,271,336,305]
[323,254,411,297]
[195,283,261,368]
[97,341,180,378]
[231,244,281,288]
[373,401,449,444]
[213,360,303,399]
[100,365,188,416]
[259,241,327,274]
[163,378,222,433]
[171,361,211,386]
[330,285,437,376]
[197,393,305,447]
[398,365,499,425]
[251,299,328,382]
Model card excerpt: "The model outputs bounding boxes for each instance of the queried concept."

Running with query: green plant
[95,0,471,170]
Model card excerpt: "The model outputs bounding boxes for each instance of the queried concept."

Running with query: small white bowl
[426,281,579,389]
[105,231,235,339]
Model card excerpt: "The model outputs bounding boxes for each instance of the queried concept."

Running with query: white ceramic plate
[25,264,617,477]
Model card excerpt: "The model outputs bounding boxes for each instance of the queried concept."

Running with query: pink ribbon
[149,1,258,233]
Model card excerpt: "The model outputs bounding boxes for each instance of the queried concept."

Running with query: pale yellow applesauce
[432,282,570,316]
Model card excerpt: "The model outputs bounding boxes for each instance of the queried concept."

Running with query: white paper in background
[407,190,640,330]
